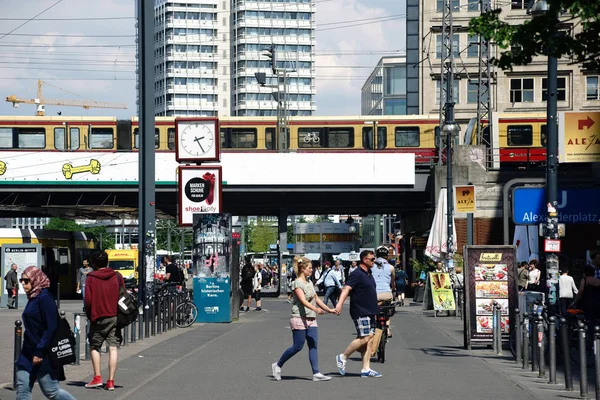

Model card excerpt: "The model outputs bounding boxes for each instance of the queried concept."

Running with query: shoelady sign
[178,165,223,227]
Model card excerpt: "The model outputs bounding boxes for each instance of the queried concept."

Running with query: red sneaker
[106,380,115,391]
[85,376,103,388]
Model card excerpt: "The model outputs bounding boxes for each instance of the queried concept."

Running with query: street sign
[455,185,476,213]
[544,239,561,253]
[512,187,600,225]
[178,166,223,227]
[559,111,600,163]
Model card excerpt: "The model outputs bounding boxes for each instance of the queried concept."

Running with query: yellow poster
[429,272,456,311]
[455,185,476,213]
[559,111,600,163]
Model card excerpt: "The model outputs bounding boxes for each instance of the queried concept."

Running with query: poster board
[429,272,456,311]
[1,244,42,307]
[463,245,517,349]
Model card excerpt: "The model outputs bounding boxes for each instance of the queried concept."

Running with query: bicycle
[302,132,320,144]
[375,301,396,363]
[175,297,198,328]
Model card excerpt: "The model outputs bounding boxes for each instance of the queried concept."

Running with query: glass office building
[361,56,407,116]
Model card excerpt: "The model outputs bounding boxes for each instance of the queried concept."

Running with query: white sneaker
[313,373,331,381]
[272,362,281,381]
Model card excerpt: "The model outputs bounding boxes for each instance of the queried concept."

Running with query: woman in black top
[240,263,255,312]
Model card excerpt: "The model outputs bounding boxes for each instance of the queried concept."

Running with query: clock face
[175,118,219,162]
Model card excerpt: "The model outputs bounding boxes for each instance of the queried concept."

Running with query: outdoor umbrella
[425,188,457,262]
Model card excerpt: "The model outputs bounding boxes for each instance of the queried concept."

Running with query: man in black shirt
[165,255,182,284]
[334,250,381,378]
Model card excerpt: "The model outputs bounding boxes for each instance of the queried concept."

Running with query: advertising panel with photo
[463,245,517,347]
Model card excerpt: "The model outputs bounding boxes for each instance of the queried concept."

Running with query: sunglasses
[367,258,376,262]
[19,278,30,284]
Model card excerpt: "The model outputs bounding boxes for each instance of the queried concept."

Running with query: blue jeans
[277,327,319,374]
[323,286,337,307]
[16,369,76,400]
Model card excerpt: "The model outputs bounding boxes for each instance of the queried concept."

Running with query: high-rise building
[153,0,316,117]
[361,55,407,115]
[407,1,598,121]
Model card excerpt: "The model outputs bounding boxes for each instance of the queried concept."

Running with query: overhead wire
[0,0,64,41]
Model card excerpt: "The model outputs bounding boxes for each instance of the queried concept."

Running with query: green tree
[248,221,277,252]
[45,218,114,249]
[156,219,193,253]
[469,1,600,71]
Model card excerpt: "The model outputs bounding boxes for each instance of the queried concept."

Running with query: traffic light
[263,45,277,74]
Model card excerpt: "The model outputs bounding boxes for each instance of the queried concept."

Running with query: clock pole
[137,0,156,325]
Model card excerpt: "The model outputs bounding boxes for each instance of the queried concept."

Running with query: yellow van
[105,249,138,281]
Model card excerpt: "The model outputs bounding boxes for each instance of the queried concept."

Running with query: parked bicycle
[175,295,198,328]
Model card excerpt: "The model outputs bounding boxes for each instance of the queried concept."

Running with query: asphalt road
[3,298,545,400]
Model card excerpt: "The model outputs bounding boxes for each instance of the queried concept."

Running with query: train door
[53,124,81,151]
[116,120,132,150]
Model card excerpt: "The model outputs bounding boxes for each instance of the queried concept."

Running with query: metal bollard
[594,326,600,400]
[531,315,539,372]
[496,304,503,355]
[56,282,60,310]
[13,320,22,391]
[548,316,556,384]
[523,312,530,369]
[559,318,573,391]
[168,292,173,330]
[145,303,150,338]
[131,319,136,344]
[492,301,498,354]
[84,319,90,360]
[578,322,589,399]
[515,308,522,363]
[537,314,545,378]
[123,325,129,346]
[157,295,162,335]
[15,288,19,310]
[162,295,167,332]
[73,314,81,365]
[138,307,143,340]
[151,296,156,336]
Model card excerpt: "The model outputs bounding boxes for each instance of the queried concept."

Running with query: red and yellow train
[0,113,549,167]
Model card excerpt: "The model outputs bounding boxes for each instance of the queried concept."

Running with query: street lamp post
[443,72,461,270]
[532,0,560,305]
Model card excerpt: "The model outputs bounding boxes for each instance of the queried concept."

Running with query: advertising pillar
[192,214,232,323]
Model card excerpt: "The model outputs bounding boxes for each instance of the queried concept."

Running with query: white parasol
[425,188,458,262]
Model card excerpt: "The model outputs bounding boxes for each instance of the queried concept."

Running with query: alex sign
[455,185,476,213]
[512,187,600,224]
[559,111,600,163]
[178,166,222,226]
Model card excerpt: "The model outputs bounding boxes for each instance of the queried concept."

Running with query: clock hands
[193,136,205,153]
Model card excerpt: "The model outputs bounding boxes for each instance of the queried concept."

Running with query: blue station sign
[513,187,600,225]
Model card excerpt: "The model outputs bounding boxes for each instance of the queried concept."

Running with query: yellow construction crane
[6,79,127,116]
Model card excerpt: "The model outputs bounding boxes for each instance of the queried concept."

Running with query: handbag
[116,274,138,329]
[47,314,76,367]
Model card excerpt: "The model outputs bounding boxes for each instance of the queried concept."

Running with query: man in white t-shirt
[252,264,262,311]
[527,260,541,291]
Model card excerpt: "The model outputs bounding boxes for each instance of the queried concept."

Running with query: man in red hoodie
[84,250,123,391]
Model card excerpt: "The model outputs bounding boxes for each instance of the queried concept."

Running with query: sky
[0,0,405,118]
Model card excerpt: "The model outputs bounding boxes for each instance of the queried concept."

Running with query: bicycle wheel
[176,302,198,328]
[377,329,387,363]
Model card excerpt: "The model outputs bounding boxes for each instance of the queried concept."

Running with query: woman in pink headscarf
[15,266,75,400]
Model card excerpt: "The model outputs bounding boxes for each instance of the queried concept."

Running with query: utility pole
[438,0,454,164]
[476,0,492,150]
[136,0,156,307]
[263,44,293,151]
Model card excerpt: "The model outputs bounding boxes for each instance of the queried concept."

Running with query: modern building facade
[408,1,600,122]
[0,217,50,229]
[153,0,316,117]
[361,55,407,115]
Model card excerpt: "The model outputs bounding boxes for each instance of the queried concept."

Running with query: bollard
[13,320,23,391]
[523,312,530,369]
[57,282,61,310]
[537,314,545,378]
[515,308,522,364]
[73,314,81,365]
[594,326,600,400]
[138,307,143,340]
[531,315,538,372]
[559,318,573,390]
[145,303,150,338]
[123,325,129,346]
[496,304,503,355]
[157,295,162,335]
[162,294,167,333]
[15,287,19,310]
[548,316,556,384]
[492,301,498,354]
[151,296,156,336]
[168,292,173,330]
[84,319,90,360]
[578,322,589,399]
[131,319,136,344]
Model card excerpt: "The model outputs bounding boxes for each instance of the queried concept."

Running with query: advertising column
[192,214,232,323]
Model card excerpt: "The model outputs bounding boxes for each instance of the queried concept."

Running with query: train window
[266,128,275,150]
[362,126,387,149]
[328,127,354,148]
[230,128,257,148]
[507,125,533,146]
[167,128,175,150]
[0,128,12,148]
[17,128,46,149]
[89,128,114,149]
[541,125,547,147]
[298,127,323,148]
[132,128,160,149]
[220,128,226,148]
[395,126,420,147]
[54,128,66,150]
[70,128,80,150]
